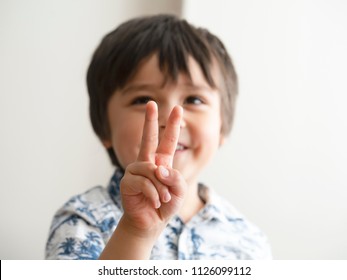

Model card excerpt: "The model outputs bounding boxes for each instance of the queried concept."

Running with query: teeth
[176,144,185,151]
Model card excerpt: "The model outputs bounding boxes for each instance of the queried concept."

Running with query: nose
[158,103,186,130]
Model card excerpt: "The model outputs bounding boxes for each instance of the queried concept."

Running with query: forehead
[124,53,222,91]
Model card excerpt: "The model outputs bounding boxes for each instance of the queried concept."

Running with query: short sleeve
[45,186,121,260]
[45,214,104,260]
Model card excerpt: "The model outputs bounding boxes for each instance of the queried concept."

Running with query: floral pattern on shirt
[45,169,272,260]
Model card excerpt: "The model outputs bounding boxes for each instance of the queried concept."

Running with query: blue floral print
[45,169,272,259]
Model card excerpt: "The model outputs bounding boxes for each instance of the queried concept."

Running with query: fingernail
[163,191,171,203]
[159,166,169,177]
[155,200,161,209]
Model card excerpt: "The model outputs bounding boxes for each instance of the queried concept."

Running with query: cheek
[202,112,223,145]
[190,112,222,161]
[111,118,144,167]
[203,128,222,152]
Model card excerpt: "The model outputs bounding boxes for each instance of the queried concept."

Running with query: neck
[178,180,204,223]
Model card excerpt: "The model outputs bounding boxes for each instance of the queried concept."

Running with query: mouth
[175,143,187,152]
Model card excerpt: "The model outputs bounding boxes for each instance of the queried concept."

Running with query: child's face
[103,54,224,185]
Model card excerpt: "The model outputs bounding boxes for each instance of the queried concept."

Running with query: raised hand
[120,101,187,235]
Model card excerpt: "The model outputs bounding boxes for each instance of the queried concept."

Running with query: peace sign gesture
[120,101,187,233]
[99,101,187,259]
[138,101,182,168]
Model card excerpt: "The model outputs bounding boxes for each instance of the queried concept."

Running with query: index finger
[137,101,159,162]
[156,105,183,167]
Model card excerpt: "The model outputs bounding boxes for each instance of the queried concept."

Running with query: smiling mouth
[175,144,187,151]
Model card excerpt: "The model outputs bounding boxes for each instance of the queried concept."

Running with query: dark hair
[87,14,238,167]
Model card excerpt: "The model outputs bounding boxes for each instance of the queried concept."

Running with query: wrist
[119,214,165,241]
[99,216,163,260]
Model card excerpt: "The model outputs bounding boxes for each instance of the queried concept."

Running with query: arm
[98,215,157,259]
[99,101,186,259]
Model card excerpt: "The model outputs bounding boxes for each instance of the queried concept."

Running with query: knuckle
[141,177,153,189]
[126,162,137,173]
[165,134,177,144]
[170,169,182,184]
[144,132,158,143]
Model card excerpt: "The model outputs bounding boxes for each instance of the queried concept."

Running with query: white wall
[0,0,181,259]
[183,0,347,259]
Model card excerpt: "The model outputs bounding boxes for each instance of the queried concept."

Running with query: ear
[219,134,225,147]
[102,139,112,149]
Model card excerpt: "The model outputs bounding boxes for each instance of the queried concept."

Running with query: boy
[45,14,271,260]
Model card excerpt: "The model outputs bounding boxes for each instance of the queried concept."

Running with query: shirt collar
[107,168,124,210]
[196,184,232,224]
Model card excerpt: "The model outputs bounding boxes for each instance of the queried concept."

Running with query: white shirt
[45,169,272,259]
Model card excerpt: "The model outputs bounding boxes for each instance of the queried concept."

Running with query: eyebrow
[121,83,215,96]
[121,84,160,95]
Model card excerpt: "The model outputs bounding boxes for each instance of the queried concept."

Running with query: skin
[99,54,224,259]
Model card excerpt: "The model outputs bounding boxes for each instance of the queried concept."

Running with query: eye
[185,96,204,105]
[131,96,153,105]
